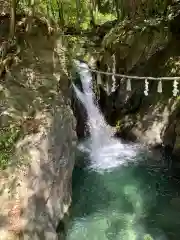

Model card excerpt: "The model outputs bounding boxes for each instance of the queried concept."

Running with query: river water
[66,60,180,240]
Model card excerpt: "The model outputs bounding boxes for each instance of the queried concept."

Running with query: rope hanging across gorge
[80,66,180,97]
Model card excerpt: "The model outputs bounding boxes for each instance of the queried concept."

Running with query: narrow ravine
[66,60,180,240]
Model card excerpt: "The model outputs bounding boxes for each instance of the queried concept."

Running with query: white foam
[73,60,142,172]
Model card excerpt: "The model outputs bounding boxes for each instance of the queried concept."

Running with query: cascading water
[72,60,141,171]
[67,60,180,240]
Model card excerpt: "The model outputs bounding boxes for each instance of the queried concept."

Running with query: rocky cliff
[0,16,76,239]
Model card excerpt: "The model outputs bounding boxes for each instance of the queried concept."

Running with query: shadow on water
[68,149,180,240]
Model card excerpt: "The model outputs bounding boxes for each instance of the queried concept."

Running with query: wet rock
[70,61,89,140]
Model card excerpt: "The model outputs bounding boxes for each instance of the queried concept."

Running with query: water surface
[67,160,180,240]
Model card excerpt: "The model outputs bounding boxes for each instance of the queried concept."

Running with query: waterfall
[72,60,141,172]
[68,60,169,240]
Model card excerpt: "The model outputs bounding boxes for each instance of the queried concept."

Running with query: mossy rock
[0,124,21,169]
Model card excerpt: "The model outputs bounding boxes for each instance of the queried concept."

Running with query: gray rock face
[19,108,76,240]
[0,32,76,239]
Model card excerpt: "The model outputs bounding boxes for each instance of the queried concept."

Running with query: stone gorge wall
[0,19,76,239]
[92,14,180,174]
[97,39,179,146]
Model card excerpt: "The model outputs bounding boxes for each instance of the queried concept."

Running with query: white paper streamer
[173,79,179,96]
[111,54,116,92]
[112,75,116,92]
[157,80,162,93]
[126,78,131,91]
[97,72,101,85]
[144,78,149,96]
[106,66,111,94]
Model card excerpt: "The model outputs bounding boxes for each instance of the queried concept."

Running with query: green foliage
[0,124,21,170]
[101,17,171,73]
[16,0,116,29]
[144,234,154,240]
[15,0,180,35]
[103,16,170,49]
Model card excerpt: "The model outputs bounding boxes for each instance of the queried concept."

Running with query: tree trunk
[75,0,81,30]
[9,0,16,38]
[26,0,35,33]
[89,0,95,27]
[46,0,50,18]
[57,0,65,28]
[50,0,56,19]
[114,0,120,20]
[96,0,101,10]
